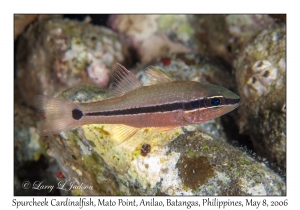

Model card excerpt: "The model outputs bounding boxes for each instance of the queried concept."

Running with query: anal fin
[111,124,140,145]
[152,126,181,132]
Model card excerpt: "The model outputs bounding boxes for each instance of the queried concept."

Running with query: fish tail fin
[33,95,81,136]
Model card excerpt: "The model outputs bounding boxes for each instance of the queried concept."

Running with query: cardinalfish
[34,64,240,142]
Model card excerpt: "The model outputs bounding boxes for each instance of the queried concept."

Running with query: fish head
[196,84,240,122]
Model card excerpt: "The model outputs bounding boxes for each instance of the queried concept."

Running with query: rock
[14,14,63,40]
[14,15,38,40]
[14,103,41,163]
[137,53,236,89]
[190,15,274,65]
[108,15,192,64]
[16,18,130,106]
[234,23,286,169]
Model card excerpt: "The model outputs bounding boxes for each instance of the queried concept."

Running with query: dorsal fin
[145,66,175,84]
[109,63,142,96]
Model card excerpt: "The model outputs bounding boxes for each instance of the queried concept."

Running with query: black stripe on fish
[84,99,206,117]
[225,98,240,105]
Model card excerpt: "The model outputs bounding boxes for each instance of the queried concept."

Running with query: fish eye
[205,92,225,108]
[210,98,221,106]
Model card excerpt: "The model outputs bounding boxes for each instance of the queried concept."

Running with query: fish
[34,63,240,142]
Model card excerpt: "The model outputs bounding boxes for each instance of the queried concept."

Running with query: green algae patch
[199,145,219,154]
[187,150,194,157]
[132,150,140,159]
[212,146,219,151]
[202,145,210,150]
[240,158,250,166]
[228,162,234,167]
[177,156,214,189]
[71,189,82,196]
[83,153,104,176]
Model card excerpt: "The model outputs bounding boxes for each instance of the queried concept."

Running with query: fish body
[34,64,240,140]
